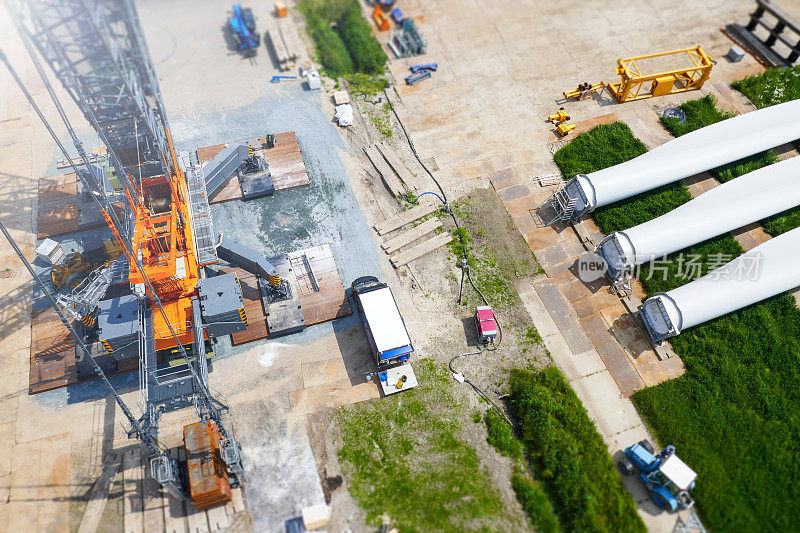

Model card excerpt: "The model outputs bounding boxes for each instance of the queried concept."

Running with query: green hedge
[337,2,387,74]
[660,94,778,183]
[511,472,561,533]
[484,409,560,532]
[732,64,800,108]
[300,0,386,77]
[300,4,353,77]
[510,368,646,533]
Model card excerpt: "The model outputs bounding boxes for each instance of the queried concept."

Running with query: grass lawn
[335,360,517,531]
[732,64,800,108]
[510,368,646,533]
[660,94,779,183]
[556,122,800,531]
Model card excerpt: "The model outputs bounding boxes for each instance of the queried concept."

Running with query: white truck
[351,276,418,394]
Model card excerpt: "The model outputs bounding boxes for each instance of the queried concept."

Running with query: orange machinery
[102,129,206,352]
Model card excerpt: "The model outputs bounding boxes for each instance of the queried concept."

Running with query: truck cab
[350,276,418,394]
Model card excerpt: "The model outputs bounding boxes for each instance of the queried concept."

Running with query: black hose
[449,350,512,425]
[385,85,509,414]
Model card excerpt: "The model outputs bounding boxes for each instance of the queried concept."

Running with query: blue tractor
[228,5,260,55]
[618,440,697,512]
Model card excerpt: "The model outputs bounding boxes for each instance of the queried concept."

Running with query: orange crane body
[104,129,203,352]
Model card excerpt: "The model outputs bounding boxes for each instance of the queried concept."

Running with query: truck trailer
[351,276,418,394]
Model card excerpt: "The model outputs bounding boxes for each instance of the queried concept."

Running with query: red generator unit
[475,305,498,344]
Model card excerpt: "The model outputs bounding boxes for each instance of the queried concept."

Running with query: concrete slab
[580,314,646,396]
[534,282,595,355]
[36,432,70,532]
[571,370,643,438]
[301,359,349,389]
[289,379,350,416]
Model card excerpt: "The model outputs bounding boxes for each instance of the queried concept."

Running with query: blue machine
[228,5,260,55]
[410,63,438,73]
[618,440,697,512]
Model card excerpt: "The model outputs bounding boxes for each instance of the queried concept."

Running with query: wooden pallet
[290,244,351,325]
[227,244,351,346]
[28,307,137,394]
[199,131,310,205]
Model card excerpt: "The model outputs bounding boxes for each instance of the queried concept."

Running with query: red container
[475,305,498,343]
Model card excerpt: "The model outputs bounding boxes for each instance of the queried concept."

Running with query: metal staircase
[541,185,578,225]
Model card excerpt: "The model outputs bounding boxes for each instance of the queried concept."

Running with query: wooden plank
[231,487,245,513]
[376,141,425,191]
[162,483,189,533]
[381,218,442,254]
[142,466,166,533]
[374,201,438,235]
[123,449,144,533]
[78,454,121,533]
[390,232,452,268]
[204,502,231,531]
[364,145,405,197]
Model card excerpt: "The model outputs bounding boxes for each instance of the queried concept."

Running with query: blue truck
[351,276,417,394]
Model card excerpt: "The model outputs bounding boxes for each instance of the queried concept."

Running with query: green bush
[510,368,646,533]
[712,149,779,182]
[638,235,743,294]
[483,408,561,532]
[762,206,800,236]
[511,472,561,533]
[732,64,800,108]
[484,408,524,461]
[337,1,387,74]
[553,122,647,179]
[300,5,353,77]
[660,94,734,137]
[592,183,691,235]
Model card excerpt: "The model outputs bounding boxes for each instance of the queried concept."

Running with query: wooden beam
[390,232,452,268]
[77,454,121,533]
[374,201,438,235]
[381,218,442,254]
[376,141,425,191]
[364,145,405,197]
[123,449,144,533]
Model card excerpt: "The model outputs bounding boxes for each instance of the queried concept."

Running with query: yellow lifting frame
[608,46,713,103]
